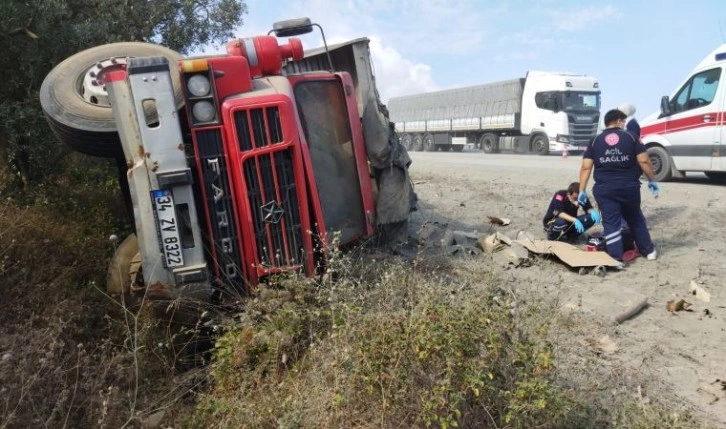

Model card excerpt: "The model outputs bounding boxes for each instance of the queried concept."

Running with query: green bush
[191,253,593,429]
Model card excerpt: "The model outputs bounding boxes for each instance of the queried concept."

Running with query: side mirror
[269,17,334,71]
[660,95,672,116]
[271,17,313,37]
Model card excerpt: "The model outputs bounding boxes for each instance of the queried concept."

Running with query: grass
[188,248,715,429]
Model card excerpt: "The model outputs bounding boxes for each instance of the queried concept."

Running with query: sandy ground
[406,150,726,426]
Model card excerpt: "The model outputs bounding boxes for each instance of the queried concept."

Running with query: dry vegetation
[0,159,716,428]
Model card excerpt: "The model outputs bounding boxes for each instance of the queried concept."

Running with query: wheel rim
[401,135,412,150]
[424,135,434,150]
[536,138,545,151]
[79,57,130,108]
[412,135,423,151]
[650,154,662,175]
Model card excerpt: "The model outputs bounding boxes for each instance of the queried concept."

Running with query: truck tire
[479,133,499,153]
[40,43,184,158]
[423,134,436,152]
[400,134,412,151]
[532,135,549,155]
[647,146,673,182]
[412,134,424,151]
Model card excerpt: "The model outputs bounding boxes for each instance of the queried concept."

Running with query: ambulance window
[672,68,721,113]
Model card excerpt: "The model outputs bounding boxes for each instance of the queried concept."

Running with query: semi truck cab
[521,71,601,153]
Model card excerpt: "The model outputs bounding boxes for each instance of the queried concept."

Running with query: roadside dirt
[407,150,726,427]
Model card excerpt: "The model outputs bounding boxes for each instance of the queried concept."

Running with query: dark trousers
[546,214,595,241]
[593,185,654,261]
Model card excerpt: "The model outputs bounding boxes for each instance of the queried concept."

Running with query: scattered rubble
[689,280,711,302]
[613,297,649,324]
[666,299,693,313]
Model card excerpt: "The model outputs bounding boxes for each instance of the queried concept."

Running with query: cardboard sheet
[513,239,621,268]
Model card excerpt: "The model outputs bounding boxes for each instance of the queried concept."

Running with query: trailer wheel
[40,43,184,158]
[411,134,424,151]
[479,133,499,153]
[532,135,549,155]
[647,146,673,182]
[423,134,436,152]
[400,134,412,151]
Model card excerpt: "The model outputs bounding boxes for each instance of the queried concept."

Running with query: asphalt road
[408,150,710,182]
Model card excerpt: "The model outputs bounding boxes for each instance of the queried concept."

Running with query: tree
[0,0,247,187]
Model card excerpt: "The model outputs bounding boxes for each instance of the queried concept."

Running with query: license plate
[152,189,184,268]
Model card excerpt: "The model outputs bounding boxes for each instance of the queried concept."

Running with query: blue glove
[577,190,589,206]
[589,209,601,224]
[647,180,659,198]
[573,219,585,234]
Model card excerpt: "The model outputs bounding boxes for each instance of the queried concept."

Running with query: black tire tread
[40,42,183,158]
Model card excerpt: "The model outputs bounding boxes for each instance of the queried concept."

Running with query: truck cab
[39,18,414,303]
[640,44,726,181]
[521,71,601,154]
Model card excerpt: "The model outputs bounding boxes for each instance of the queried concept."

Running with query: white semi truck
[388,71,601,155]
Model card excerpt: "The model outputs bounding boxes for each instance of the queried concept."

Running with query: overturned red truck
[40,18,415,301]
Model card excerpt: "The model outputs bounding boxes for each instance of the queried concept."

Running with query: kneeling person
[543,182,601,241]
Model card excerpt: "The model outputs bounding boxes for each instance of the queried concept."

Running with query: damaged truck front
[39,18,415,303]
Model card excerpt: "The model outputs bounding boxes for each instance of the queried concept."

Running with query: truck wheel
[532,135,549,155]
[412,134,424,151]
[423,134,436,152]
[479,133,499,153]
[647,146,673,182]
[400,134,412,151]
[40,43,184,158]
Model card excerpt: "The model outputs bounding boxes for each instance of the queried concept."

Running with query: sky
[204,0,726,122]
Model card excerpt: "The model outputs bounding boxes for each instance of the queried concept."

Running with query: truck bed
[387,79,524,132]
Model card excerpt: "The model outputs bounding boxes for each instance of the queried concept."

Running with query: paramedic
[542,182,601,241]
[578,109,658,264]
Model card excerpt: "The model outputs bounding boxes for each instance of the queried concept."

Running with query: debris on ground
[476,232,530,267]
[584,334,618,355]
[666,299,693,313]
[477,232,511,254]
[689,280,711,302]
[417,222,455,247]
[487,215,511,226]
[516,239,621,269]
[613,297,649,324]
[492,241,531,268]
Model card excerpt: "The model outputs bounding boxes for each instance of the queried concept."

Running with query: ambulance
[640,44,726,182]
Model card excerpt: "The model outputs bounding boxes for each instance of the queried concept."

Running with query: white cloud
[228,0,445,102]
[367,37,440,103]
[549,5,620,32]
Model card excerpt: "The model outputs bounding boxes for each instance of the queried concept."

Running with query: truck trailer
[39,18,415,303]
[388,71,601,155]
